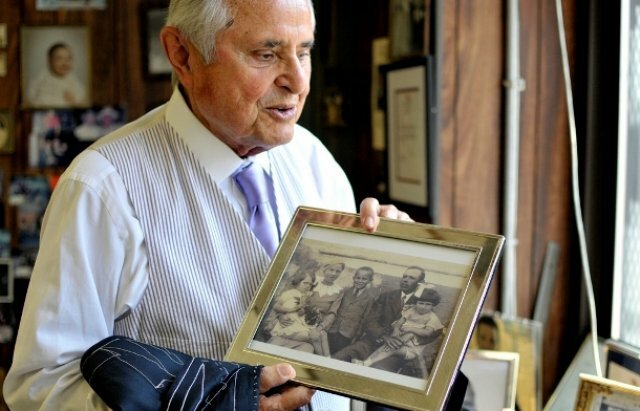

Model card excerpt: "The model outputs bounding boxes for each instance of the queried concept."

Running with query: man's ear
[160,26,193,88]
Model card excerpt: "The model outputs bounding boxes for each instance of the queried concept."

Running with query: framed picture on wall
[0,110,14,154]
[0,258,14,304]
[226,206,505,410]
[20,26,91,109]
[389,0,431,60]
[141,4,172,79]
[382,56,436,214]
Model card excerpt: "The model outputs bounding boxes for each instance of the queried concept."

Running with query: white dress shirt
[4,88,356,410]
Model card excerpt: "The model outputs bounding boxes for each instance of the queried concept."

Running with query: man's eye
[257,52,276,62]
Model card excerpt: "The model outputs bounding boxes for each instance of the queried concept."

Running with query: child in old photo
[27,42,88,108]
[362,287,443,368]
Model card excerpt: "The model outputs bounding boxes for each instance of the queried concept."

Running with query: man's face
[182,0,314,157]
[400,268,423,293]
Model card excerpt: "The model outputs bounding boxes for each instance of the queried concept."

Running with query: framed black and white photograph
[460,349,519,411]
[605,339,640,387]
[0,110,14,154]
[20,26,91,109]
[382,56,436,212]
[575,373,640,411]
[141,4,172,79]
[389,0,431,60]
[0,258,14,304]
[226,206,504,410]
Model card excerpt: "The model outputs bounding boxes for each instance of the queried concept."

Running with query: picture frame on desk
[575,373,640,411]
[605,339,640,387]
[469,311,543,411]
[226,206,504,411]
[381,56,436,217]
[460,349,519,411]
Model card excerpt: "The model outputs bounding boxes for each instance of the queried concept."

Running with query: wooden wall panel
[439,0,578,401]
[440,0,505,309]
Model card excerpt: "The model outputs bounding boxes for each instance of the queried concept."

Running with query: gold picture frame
[225,206,504,410]
[470,311,543,411]
[461,349,519,411]
[575,373,640,411]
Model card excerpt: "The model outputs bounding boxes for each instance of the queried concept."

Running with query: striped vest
[97,120,320,360]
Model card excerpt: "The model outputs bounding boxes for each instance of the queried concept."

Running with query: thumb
[259,363,296,393]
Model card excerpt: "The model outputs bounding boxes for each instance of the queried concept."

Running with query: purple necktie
[233,162,278,256]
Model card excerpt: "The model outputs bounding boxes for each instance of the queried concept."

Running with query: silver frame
[226,206,504,410]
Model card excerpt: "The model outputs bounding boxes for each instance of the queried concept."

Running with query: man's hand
[359,197,413,233]
[381,334,405,350]
[259,364,315,410]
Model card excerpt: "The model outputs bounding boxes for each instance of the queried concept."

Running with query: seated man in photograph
[332,266,427,368]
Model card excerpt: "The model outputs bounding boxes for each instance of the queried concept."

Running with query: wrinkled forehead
[229,0,316,29]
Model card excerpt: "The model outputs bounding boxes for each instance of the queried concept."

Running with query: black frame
[380,56,437,222]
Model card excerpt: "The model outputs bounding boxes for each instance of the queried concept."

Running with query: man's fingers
[259,385,315,411]
[259,364,314,411]
[359,197,414,232]
[259,364,296,393]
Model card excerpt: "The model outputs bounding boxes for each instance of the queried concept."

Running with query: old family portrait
[252,226,474,385]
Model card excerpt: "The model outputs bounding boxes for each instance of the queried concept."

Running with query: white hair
[166,0,316,64]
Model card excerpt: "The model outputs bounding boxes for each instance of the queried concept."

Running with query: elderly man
[3,0,411,410]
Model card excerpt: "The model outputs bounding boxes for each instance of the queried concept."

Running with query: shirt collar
[164,87,271,181]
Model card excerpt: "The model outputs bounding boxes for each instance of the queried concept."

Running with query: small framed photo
[382,56,436,212]
[605,339,640,386]
[226,206,504,410]
[21,26,91,109]
[575,373,640,411]
[0,110,14,154]
[0,258,14,304]
[28,106,126,168]
[469,311,543,411]
[389,0,431,60]
[461,349,519,411]
[141,4,172,79]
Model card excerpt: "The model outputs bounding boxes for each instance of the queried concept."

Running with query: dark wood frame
[140,3,171,80]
